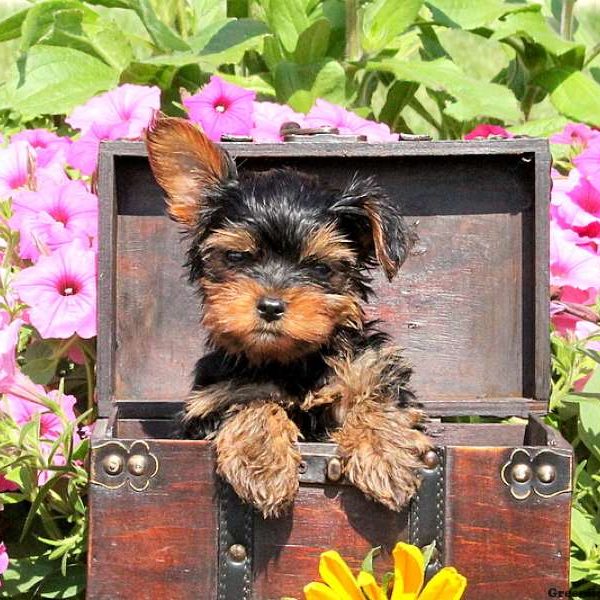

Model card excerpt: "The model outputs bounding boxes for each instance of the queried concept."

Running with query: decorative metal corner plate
[90,440,159,492]
[501,448,572,500]
[410,447,445,579]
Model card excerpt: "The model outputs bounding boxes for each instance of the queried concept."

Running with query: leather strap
[409,447,446,579]
[217,482,253,600]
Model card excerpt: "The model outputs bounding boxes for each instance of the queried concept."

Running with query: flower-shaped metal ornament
[91,440,159,492]
[501,448,572,500]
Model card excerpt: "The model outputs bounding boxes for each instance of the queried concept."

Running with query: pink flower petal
[14,241,97,339]
[464,124,512,140]
[183,76,255,141]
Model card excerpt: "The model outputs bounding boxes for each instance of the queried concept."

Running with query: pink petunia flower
[0,541,8,582]
[10,180,98,261]
[574,141,600,193]
[5,389,79,439]
[304,99,398,142]
[550,223,600,293]
[183,76,256,141]
[67,84,161,138]
[550,123,600,149]
[0,319,23,386]
[14,240,97,339]
[66,84,161,175]
[250,102,305,142]
[11,129,72,168]
[0,142,32,198]
[464,124,512,140]
[0,319,43,402]
[0,474,18,492]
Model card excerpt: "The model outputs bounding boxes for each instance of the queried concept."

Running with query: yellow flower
[302,542,467,600]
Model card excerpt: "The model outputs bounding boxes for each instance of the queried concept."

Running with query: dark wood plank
[253,486,409,598]
[445,446,570,600]
[97,146,117,419]
[87,440,218,599]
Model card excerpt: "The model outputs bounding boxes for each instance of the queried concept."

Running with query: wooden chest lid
[97,138,551,419]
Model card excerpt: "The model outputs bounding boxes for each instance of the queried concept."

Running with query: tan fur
[146,115,230,226]
[332,402,431,511]
[301,223,356,263]
[204,227,257,254]
[364,202,397,280]
[302,347,431,511]
[183,381,284,422]
[202,276,363,364]
[215,401,301,518]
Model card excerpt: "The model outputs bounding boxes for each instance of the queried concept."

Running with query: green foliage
[0,399,89,599]
[550,330,600,597]
[0,0,598,136]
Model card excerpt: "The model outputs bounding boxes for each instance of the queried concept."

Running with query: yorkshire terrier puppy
[146,115,431,518]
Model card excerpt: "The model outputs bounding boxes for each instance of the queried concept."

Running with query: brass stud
[327,457,343,482]
[511,463,532,483]
[423,450,439,469]
[228,544,247,562]
[298,461,307,475]
[537,464,556,484]
[127,455,147,476]
[103,454,123,476]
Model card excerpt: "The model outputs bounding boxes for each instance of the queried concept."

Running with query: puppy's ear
[145,114,237,227]
[331,176,415,281]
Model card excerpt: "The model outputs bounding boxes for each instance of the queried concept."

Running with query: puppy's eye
[312,263,332,277]
[225,250,252,264]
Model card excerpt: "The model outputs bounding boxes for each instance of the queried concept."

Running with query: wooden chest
[88,138,573,600]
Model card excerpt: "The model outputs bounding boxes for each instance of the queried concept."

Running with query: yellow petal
[391,543,424,598]
[357,570,388,600]
[319,550,364,600]
[304,582,340,600]
[418,567,467,600]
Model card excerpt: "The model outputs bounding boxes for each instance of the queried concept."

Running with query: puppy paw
[335,420,432,511]
[214,402,301,518]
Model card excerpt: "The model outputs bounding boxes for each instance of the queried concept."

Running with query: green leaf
[0,492,25,504]
[577,397,600,461]
[190,0,227,34]
[129,0,190,52]
[275,59,347,111]
[571,508,600,556]
[294,18,331,65]
[21,342,60,385]
[199,19,269,65]
[492,7,584,61]
[0,46,119,121]
[85,0,132,7]
[265,0,310,53]
[377,80,419,128]
[508,116,568,137]
[219,73,276,97]
[436,28,510,81]
[360,546,381,575]
[367,57,521,122]
[535,68,600,127]
[361,0,422,54]
[421,540,437,569]
[18,1,132,73]
[583,366,600,394]
[0,8,29,43]
[0,554,56,596]
[39,563,85,598]
[425,0,513,29]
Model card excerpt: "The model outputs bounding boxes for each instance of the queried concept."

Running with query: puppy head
[146,116,414,364]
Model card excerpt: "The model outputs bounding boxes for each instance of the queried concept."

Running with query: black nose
[257,297,285,322]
